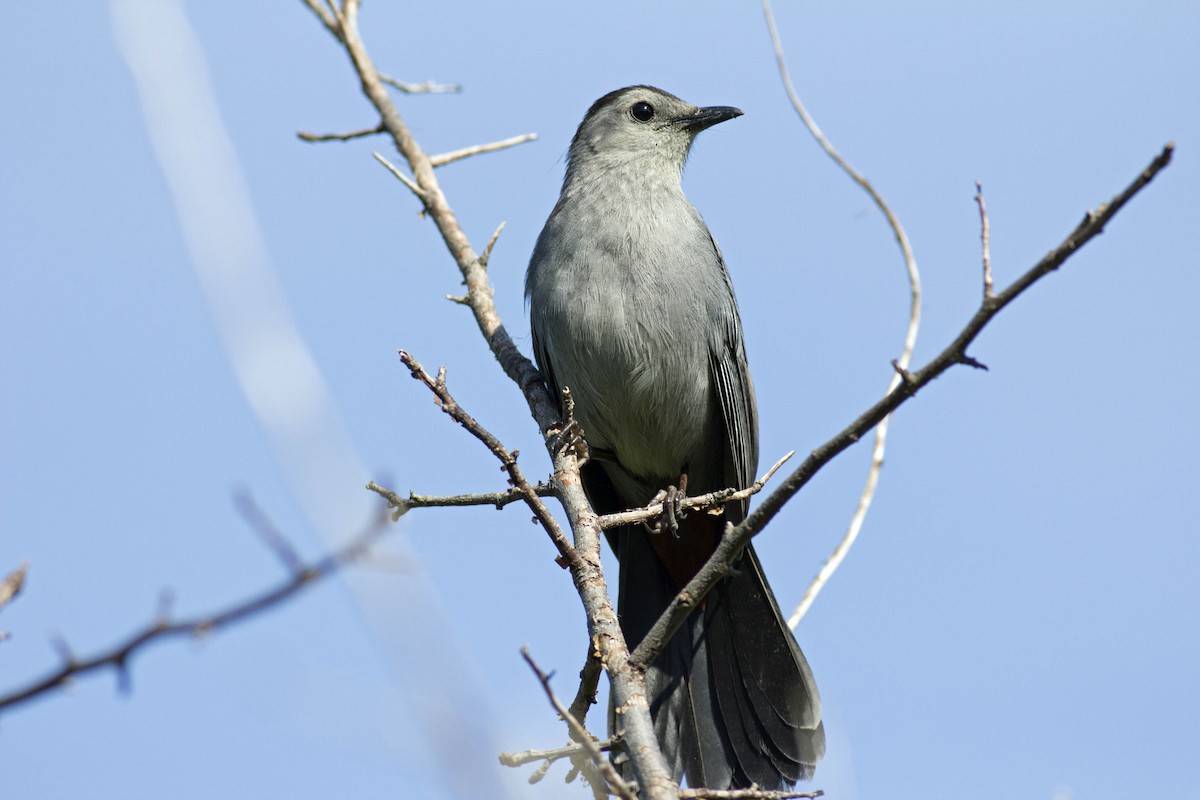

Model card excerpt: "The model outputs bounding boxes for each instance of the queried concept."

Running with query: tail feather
[611,522,823,789]
[707,547,824,786]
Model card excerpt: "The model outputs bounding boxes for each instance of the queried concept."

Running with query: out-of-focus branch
[0,562,29,641]
[630,143,1175,671]
[499,736,617,769]
[762,0,923,629]
[0,503,392,713]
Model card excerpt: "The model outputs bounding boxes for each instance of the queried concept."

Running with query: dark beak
[672,105,743,133]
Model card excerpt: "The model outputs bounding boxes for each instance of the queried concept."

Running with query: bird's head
[564,85,742,185]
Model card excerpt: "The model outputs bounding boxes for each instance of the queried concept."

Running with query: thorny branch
[629,143,1175,673]
[0,502,393,713]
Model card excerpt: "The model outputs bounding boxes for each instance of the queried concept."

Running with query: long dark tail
[611,524,824,789]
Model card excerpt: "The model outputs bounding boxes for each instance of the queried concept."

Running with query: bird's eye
[630,101,655,122]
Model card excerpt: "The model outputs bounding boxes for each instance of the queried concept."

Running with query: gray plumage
[526,86,824,790]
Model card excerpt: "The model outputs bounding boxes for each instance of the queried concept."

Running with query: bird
[525,85,824,790]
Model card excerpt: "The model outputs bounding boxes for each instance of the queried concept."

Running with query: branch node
[366,480,410,520]
[890,358,917,386]
[372,152,429,200]
[958,353,989,371]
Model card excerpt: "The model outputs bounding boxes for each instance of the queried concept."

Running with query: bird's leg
[644,474,688,537]
[551,386,591,466]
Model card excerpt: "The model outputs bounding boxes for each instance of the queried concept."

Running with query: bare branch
[297,123,384,143]
[976,180,994,299]
[680,788,823,799]
[397,350,581,571]
[763,0,924,629]
[366,480,557,520]
[429,133,538,167]
[567,635,605,726]
[373,152,427,200]
[633,143,1175,671]
[598,450,794,529]
[380,75,462,95]
[0,508,392,713]
[521,647,637,800]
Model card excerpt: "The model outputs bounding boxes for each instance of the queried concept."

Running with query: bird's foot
[644,474,688,537]
[550,387,590,466]
[551,418,590,466]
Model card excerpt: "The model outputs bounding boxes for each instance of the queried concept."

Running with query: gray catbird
[526,86,824,790]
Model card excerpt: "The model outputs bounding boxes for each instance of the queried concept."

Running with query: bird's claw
[644,475,688,537]
[552,418,590,466]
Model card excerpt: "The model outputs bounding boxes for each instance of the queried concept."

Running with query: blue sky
[2,2,1197,799]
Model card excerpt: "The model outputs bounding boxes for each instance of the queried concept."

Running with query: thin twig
[300,0,340,39]
[233,490,304,575]
[500,637,608,790]
[380,75,462,94]
[297,123,384,143]
[0,508,392,713]
[366,480,557,519]
[429,133,538,167]
[521,647,637,800]
[480,221,506,269]
[976,180,994,298]
[763,0,923,630]
[598,451,794,529]
[373,152,427,200]
[631,144,1175,671]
